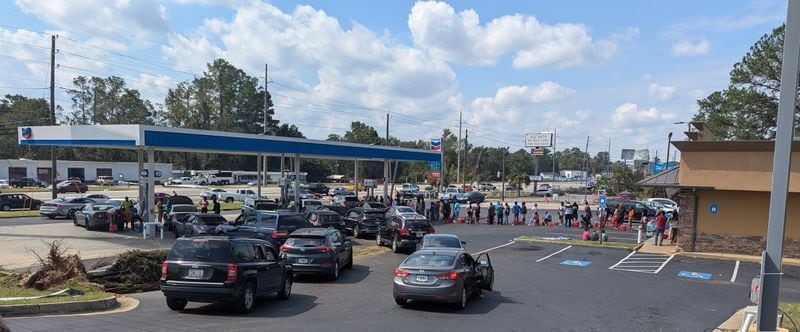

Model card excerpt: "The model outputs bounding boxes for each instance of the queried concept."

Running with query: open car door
[475,253,494,291]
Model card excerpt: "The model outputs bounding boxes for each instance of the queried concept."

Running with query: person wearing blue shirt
[453,202,461,221]
[512,202,521,224]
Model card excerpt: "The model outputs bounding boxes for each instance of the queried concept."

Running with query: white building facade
[0,159,172,183]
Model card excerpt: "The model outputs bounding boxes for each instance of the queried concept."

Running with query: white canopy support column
[146,148,155,223]
[383,160,390,202]
[256,153,262,198]
[137,149,143,213]
[294,154,300,212]
[354,159,359,199]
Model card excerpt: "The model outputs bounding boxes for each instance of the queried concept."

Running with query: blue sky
[0,0,788,159]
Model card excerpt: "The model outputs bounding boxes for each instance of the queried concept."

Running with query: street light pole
[665,132,673,169]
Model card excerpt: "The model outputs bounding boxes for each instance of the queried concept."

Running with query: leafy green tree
[0,95,52,160]
[694,24,800,139]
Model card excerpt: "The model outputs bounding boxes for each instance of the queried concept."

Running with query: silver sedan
[39,197,99,219]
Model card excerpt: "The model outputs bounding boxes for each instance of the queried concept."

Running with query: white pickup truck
[438,187,465,202]
[201,189,262,203]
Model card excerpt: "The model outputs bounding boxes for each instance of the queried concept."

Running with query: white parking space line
[536,245,573,262]
[731,260,740,283]
[472,240,516,255]
[653,255,675,274]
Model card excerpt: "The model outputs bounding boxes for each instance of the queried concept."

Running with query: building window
[96,168,112,177]
[67,168,85,181]
[8,167,26,180]
[37,168,52,182]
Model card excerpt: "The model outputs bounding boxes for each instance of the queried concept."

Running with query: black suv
[160,236,292,313]
[216,211,311,248]
[376,215,436,253]
[305,210,345,229]
[343,207,385,238]
[280,228,353,280]
[605,199,656,221]
[0,193,42,211]
[9,177,45,188]
[305,183,330,196]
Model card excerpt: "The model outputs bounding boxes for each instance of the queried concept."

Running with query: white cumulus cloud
[408,1,635,69]
[648,83,677,101]
[671,39,711,56]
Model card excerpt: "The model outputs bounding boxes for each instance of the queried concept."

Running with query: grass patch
[352,245,390,259]
[0,272,112,306]
[781,302,800,332]
[194,202,242,211]
[516,235,636,250]
[0,210,40,218]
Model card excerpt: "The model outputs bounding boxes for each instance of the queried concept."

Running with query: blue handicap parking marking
[677,271,712,280]
[560,260,591,267]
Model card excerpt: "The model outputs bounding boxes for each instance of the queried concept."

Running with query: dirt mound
[19,240,86,290]
[88,250,168,293]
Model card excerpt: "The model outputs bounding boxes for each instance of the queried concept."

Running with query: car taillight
[429,227,435,234]
[394,268,410,277]
[272,230,289,239]
[340,221,346,226]
[399,228,409,236]
[55,204,62,208]
[161,261,168,279]
[317,246,332,253]
[436,271,459,280]
[227,263,238,282]
[279,245,289,252]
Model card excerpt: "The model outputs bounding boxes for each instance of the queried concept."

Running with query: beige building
[639,140,800,257]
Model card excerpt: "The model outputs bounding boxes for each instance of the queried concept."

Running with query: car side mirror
[461,241,467,245]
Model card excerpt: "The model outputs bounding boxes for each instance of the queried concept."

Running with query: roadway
[8,223,799,331]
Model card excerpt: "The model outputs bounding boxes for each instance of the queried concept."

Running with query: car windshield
[403,252,456,268]
[285,236,325,247]
[92,205,115,211]
[197,215,227,225]
[172,205,198,213]
[365,212,384,219]
[167,239,232,262]
[395,207,414,213]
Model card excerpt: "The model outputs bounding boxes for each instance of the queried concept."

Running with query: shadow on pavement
[397,290,515,315]
[177,293,318,318]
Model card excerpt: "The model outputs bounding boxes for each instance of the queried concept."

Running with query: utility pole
[552,128,557,181]
[49,35,57,199]
[665,132,673,170]
[607,138,611,174]
[263,63,269,135]
[456,111,462,185]
[758,0,800,329]
[463,128,468,189]
[501,147,507,201]
[583,136,589,203]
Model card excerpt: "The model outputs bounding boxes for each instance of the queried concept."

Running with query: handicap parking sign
[677,271,712,280]
[560,260,591,267]
[599,195,606,209]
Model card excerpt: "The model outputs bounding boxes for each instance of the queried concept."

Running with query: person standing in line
[200,197,209,213]
[654,211,667,246]
[121,196,133,231]
[504,203,511,225]
[429,201,436,220]
[512,202,520,225]
[495,203,503,225]
[466,203,474,224]
[613,204,623,228]
[521,202,528,225]
[627,207,635,230]
[564,202,572,227]
[212,198,221,215]
[488,202,495,224]
[558,201,565,225]
[155,198,164,224]
[453,201,461,221]
[474,203,481,224]
[670,210,680,245]
[572,202,579,225]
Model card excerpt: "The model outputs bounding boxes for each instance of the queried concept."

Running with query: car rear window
[396,207,414,213]
[172,205,198,213]
[92,205,115,211]
[365,212,384,219]
[424,237,461,249]
[320,214,341,223]
[344,197,358,202]
[198,215,227,225]
[403,252,456,268]
[167,239,232,262]
[405,220,431,230]
[278,215,311,230]
[285,236,325,247]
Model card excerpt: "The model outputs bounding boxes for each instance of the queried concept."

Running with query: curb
[515,237,637,251]
[0,296,119,317]
[632,242,645,252]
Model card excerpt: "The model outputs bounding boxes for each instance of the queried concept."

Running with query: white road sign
[525,132,553,147]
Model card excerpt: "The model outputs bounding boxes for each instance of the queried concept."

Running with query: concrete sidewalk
[637,236,800,266]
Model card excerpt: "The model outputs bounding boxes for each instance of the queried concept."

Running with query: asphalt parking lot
[8,222,800,332]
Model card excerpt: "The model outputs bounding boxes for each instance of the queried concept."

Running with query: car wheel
[455,286,468,310]
[353,226,360,239]
[235,281,256,313]
[225,197,234,203]
[1,204,9,211]
[67,209,76,219]
[375,233,383,246]
[391,236,400,253]
[395,298,407,305]
[166,297,188,311]
[277,274,292,300]
[328,260,339,281]
[344,251,353,269]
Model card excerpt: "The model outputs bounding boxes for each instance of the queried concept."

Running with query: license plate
[187,268,203,279]
[415,232,424,238]
[298,258,309,264]
[415,275,428,282]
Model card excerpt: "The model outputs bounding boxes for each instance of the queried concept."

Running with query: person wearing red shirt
[654,211,667,246]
